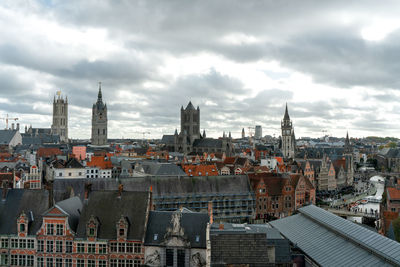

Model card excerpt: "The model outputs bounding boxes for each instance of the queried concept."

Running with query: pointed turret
[283,102,290,121]
[242,128,245,138]
[223,131,226,138]
[97,82,102,102]
[203,129,206,138]
[186,101,195,110]
[228,131,231,139]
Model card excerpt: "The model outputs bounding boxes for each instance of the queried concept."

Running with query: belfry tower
[91,82,108,146]
[51,91,68,143]
[281,103,295,159]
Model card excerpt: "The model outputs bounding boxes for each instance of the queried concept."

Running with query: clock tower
[281,103,295,159]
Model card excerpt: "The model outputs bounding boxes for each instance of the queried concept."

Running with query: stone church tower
[91,83,107,146]
[281,103,295,159]
[180,101,200,145]
[51,92,68,143]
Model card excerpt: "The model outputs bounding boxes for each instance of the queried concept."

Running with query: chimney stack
[11,123,14,130]
[118,184,124,197]
[208,202,214,224]
[84,183,92,201]
[2,181,8,201]
[16,123,19,131]
[219,223,224,230]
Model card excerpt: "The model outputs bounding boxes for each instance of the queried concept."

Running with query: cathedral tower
[51,91,68,143]
[180,101,200,145]
[91,83,108,146]
[281,103,295,159]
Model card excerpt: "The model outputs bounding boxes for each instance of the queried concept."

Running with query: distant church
[281,103,295,159]
[51,92,68,143]
[91,83,108,146]
[162,101,233,156]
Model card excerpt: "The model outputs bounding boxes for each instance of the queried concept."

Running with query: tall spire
[283,102,290,120]
[98,82,102,101]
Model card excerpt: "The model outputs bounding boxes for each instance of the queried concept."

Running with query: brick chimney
[219,223,224,230]
[118,184,124,197]
[84,183,92,201]
[208,202,214,224]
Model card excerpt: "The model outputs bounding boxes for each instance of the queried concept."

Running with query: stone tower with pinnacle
[281,103,295,159]
[51,91,68,143]
[180,101,200,145]
[91,82,108,146]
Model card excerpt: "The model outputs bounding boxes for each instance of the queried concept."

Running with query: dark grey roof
[140,162,187,176]
[22,134,60,145]
[0,189,49,235]
[76,191,150,240]
[53,175,252,203]
[193,138,223,148]
[161,135,175,145]
[56,196,82,232]
[144,210,209,248]
[270,205,400,267]
[0,130,18,145]
[210,223,291,265]
[185,101,195,110]
[65,158,84,168]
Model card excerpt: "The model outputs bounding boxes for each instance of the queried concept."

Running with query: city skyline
[1,1,400,139]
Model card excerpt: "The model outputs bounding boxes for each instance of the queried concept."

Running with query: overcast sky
[1,1,400,139]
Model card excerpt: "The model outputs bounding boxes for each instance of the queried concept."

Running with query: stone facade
[91,83,108,146]
[51,93,68,143]
[281,104,295,160]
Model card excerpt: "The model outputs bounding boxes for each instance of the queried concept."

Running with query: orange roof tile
[387,187,400,200]
[86,155,113,169]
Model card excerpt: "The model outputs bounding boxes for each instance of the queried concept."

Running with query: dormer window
[86,215,99,239]
[17,211,28,237]
[116,215,128,240]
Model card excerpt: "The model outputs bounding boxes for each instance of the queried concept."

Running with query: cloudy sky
[1,0,400,139]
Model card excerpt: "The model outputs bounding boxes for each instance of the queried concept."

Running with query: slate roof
[161,135,175,145]
[140,161,187,176]
[56,196,83,232]
[210,223,291,265]
[193,138,223,148]
[0,130,18,145]
[144,210,209,248]
[53,175,252,203]
[76,191,150,240]
[65,158,84,168]
[0,189,49,235]
[185,101,195,110]
[270,205,400,267]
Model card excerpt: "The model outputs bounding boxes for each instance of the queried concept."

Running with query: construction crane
[0,114,18,130]
[134,132,151,140]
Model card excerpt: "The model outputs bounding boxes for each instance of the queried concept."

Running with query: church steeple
[283,102,290,121]
[97,82,102,102]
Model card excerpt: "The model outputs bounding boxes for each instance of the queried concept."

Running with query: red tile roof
[37,147,62,158]
[387,187,400,200]
[182,164,219,176]
[86,156,113,169]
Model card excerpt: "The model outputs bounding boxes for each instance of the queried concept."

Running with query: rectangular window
[18,255,26,266]
[126,259,133,267]
[47,224,54,235]
[118,242,125,253]
[126,243,133,253]
[19,239,26,248]
[88,243,95,254]
[0,255,8,266]
[66,240,72,253]
[27,239,34,249]
[99,243,107,254]
[56,224,64,235]
[11,238,18,248]
[134,259,141,267]
[46,258,53,267]
[56,240,63,252]
[38,240,44,252]
[46,240,53,252]
[110,242,117,252]
[166,249,174,267]
[65,258,73,267]
[77,259,85,267]
[110,259,118,267]
[27,255,34,266]
[77,243,85,253]
[36,257,44,267]
[134,243,141,254]
[11,255,17,266]
[1,238,8,248]
[99,260,107,267]
[56,258,63,267]
[88,259,95,267]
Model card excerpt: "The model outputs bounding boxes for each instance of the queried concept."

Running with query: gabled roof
[193,138,223,148]
[140,161,187,176]
[387,187,400,200]
[144,210,208,248]
[65,157,84,168]
[0,130,19,145]
[0,189,49,235]
[185,101,195,110]
[56,196,83,232]
[270,205,400,267]
[76,191,150,240]
[37,147,62,158]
